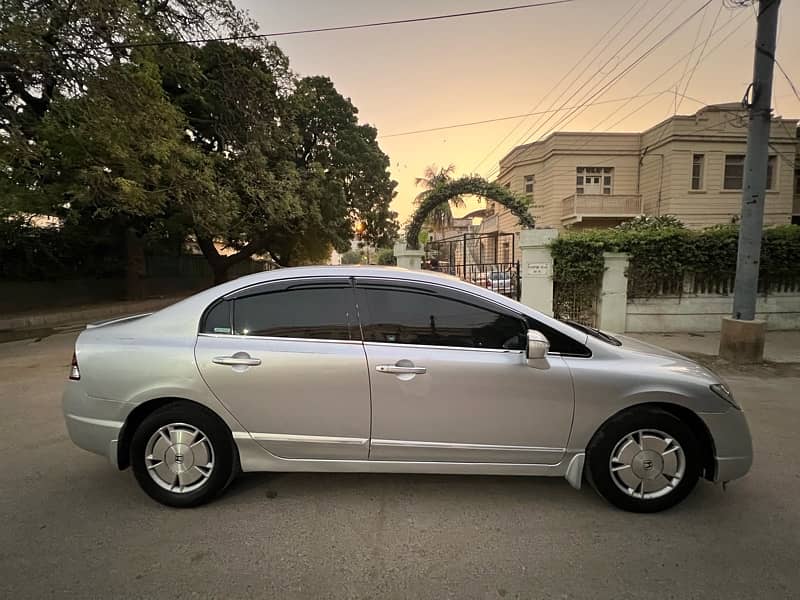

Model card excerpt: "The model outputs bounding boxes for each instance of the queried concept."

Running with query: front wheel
[586,408,701,513]
[130,402,236,507]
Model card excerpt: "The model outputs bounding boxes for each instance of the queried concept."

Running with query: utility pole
[720,0,781,363]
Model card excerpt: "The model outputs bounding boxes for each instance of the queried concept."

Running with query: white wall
[625,293,800,332]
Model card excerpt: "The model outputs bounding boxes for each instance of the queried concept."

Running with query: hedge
[550,223,800,299]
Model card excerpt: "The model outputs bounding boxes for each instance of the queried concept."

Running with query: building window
[524,175,534,195]
[795,168,800,195]
[576,167,613,195]
[723,155,745,190]
[691,154,705,190]
[766,156,776,190]
[724,155,777,190]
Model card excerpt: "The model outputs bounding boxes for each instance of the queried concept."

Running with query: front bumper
[699,408,753,482]
[63,382,125,467]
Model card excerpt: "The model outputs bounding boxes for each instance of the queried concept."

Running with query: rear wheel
[586,407,701,513]
[130,402,236,507]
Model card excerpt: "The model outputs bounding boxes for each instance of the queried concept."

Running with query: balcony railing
[561,194,643,223]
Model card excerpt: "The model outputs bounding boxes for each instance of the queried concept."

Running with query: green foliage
[340,249,364,265]
[406,176,535,249]
[1,1,400,283]
[551,224,800,300]
[376,247,396,265]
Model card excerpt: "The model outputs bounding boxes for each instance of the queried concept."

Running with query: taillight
[69,352,81,380]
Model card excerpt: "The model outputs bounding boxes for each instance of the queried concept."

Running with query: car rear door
[355,277,574,465]
[195,277,370,460]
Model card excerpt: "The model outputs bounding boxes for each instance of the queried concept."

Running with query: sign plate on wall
[527,262,550,277]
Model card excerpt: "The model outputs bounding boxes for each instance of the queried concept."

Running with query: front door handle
[213,355,262,367]
[376,365,427,375]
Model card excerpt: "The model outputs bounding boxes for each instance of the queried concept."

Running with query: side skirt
[234,437,580,478]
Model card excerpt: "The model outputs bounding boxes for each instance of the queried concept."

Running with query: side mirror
[526,329,550,362]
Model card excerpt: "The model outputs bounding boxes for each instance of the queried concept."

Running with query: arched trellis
[406,176,536,249]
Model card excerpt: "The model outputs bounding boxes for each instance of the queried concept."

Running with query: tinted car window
[233,285,357,341]
[357,284,526,350]
[201,300,232,334]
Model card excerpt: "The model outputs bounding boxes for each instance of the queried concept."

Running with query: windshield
[561,320,622,346]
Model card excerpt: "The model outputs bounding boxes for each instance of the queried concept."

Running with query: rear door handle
[376,365,427,375]
[213,355,262,367]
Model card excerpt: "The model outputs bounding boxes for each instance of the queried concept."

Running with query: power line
[14,1,575,54]
[773,58,800,101]
[378,91,667,139]
[517,1,713,151]
[492,9,750,181]
[487,0,730,180]
[676,1,724,115]
[469,0,649,174]
[486,0,681,177]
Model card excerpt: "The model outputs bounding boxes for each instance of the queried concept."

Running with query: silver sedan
[63,266,752,512]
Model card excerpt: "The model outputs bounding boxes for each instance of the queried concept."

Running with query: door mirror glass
[527,330,550,361]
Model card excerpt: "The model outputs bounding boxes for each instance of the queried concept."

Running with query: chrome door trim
[364,341,525,355]
[247,432,369,446]
[198,333,364,346]
[371,439,565,453]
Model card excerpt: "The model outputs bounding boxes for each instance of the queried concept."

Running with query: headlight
[710,383,740,409]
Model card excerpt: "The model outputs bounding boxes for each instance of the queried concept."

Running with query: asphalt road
[1,332,799,599]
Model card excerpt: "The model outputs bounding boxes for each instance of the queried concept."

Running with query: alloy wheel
[145,423,215,494]
[609,429,685,500]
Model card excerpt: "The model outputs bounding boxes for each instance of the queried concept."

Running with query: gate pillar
[519,229,558,316]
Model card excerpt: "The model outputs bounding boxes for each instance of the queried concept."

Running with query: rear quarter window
[201,300,232,334]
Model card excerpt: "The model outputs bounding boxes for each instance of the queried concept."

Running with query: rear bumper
[63,382,125,467]
[699,408,753,482]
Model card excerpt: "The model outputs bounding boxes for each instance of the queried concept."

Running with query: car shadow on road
[215,469,731,515]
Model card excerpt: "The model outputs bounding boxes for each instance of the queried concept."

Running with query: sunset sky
[238,0,800,222]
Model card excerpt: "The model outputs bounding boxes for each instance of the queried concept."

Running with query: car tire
[130,402,237,508]
[586,407,701,513]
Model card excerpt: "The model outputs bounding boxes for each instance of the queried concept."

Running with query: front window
[226,284,357,340]
[524,174,534,195]
[576,167,613,195]
[691,153,704,190]
[723,155,745,190]
[356,284,526,350]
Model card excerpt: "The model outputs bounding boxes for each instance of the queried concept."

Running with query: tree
[413,164,464,238]
[27,57,206,296]
[1,2,399,286]
[340,249,364,265]
[167,62,399,280]
[0,0,251,294]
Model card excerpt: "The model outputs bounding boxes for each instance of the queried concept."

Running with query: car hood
[613,334,694,363]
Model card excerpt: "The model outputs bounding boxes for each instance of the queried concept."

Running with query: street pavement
[1,331,799,599]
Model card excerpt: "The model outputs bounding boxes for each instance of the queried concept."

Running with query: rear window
[232,285,357,341]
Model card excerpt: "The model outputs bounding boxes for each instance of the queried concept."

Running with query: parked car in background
[487,270,517,296]
[64,266,751,512]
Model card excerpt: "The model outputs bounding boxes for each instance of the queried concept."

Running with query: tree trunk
[212,262,231,285]
[125,228,146,300]
[197,234,267,286]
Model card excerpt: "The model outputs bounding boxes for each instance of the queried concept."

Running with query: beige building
[481,103,800,237]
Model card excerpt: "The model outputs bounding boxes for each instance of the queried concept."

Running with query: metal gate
[425,232,520,300]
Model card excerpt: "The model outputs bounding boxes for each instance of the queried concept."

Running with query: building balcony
[561,194,643,226]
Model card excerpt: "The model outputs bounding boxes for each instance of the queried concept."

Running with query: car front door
[195,277,371,460]
[355,278,574,465]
